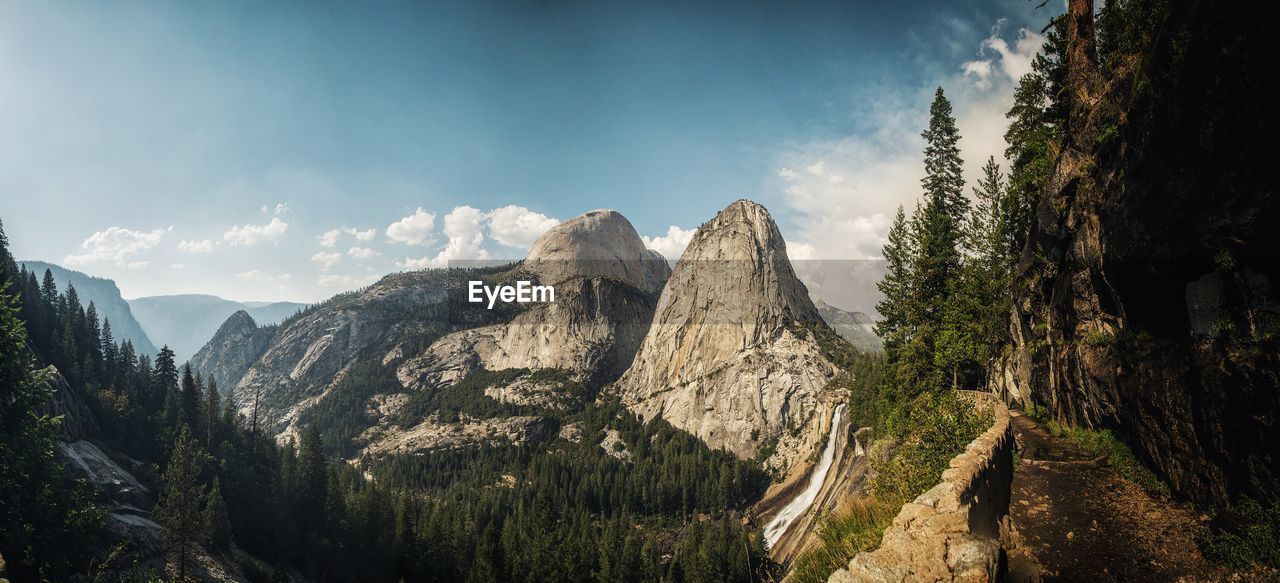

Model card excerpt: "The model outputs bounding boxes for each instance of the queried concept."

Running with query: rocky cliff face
[215,268,494,442]
[395,209,670,394]
[616,200,842,473]
[194,209,669,458]
[189,310,276,392]
[999,0,1279,506]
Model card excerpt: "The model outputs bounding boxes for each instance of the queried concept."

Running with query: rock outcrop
[362,415,556,458]
[395,209,669,392]
[998,0,1279,505]
[189,310,276,392]
[194,208,670,457]
[616,200,842,472]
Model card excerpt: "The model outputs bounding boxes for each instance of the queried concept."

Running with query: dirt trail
[1007,410,1228,582]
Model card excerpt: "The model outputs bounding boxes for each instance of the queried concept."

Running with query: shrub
[1197,498,1280,568]
[872,390,989,504]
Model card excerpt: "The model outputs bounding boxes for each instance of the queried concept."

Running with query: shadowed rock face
[189,310,276,393]
[996,0,1279,506]
[616,200,840,473]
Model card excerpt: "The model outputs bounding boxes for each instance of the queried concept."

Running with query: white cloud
[64,226,169,267]
[433,205,489,266]
[397,206,489,269]
[347,246,379,259]
[178,238,217,253]
[321,226,378,247]
[642,226,696,260]
[962,20,1045,89]
[311,251,343,270]
[787,242,817,262]
[385,208,437,245]
[767,17,1048,316]
[274,202,289,215]
[488,205,559,249]
[237,270,291,281]
[346,227,376,241]
[170,263,186,270]
[126,261,151,270]
[318,229,342,247]
[224,217,288,246]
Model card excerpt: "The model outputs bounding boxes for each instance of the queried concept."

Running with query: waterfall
[763,403,848,549]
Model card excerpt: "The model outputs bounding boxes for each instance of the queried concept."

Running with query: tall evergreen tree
[157,426,206,582]
[203,477,233,552]
[1004,17,1068,262]
[875,206,914,355]
[204,378,221,448]
[151,347,178,416]
[295,425,329,534]
[895,87,968,390]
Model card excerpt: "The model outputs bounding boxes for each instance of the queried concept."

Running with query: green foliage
[1082,329,1117,347]
[1197,498,1280,569]
[297,360,402,457]
[204,477,233,551]
[373,398,771,581]
[0,226,105,580]
[786,498,898,583]
[872,391,989,504]
[157,426,208,580]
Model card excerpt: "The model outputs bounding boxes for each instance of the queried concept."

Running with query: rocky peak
[616,199,841,472]
[190,310,275,393]
[218,310,258,334]
[524,209,670,295]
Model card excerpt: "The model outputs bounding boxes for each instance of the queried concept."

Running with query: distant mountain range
[128,294,306,363]
[813,298,882,353]
[18,260,159,356]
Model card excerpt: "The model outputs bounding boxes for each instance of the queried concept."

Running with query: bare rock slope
[616,200,842,473]
[194,209,669,457]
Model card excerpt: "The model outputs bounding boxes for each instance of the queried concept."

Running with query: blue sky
[0,0,1058,303]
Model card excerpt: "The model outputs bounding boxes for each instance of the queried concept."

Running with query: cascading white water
[763,403,847,549]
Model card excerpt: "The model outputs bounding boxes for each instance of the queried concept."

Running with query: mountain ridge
[18,260,159,356]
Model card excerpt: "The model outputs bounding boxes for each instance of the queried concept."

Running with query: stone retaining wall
[829,391,1013,583]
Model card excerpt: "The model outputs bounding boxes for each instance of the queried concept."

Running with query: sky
[0,0,1058,304]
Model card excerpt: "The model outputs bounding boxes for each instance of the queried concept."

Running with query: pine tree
[875,206,915,355]
[295,425,328,534]
[204,378,221,448]
[921,87,968,223]
[151,347,178,416]
[203,477,233,551]
[157,426,206,581]
[892,87,968,391]
[1004,17,1068,262]
[222,383,239,430]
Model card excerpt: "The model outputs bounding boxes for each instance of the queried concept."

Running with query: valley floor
[1006,411,1241,582]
